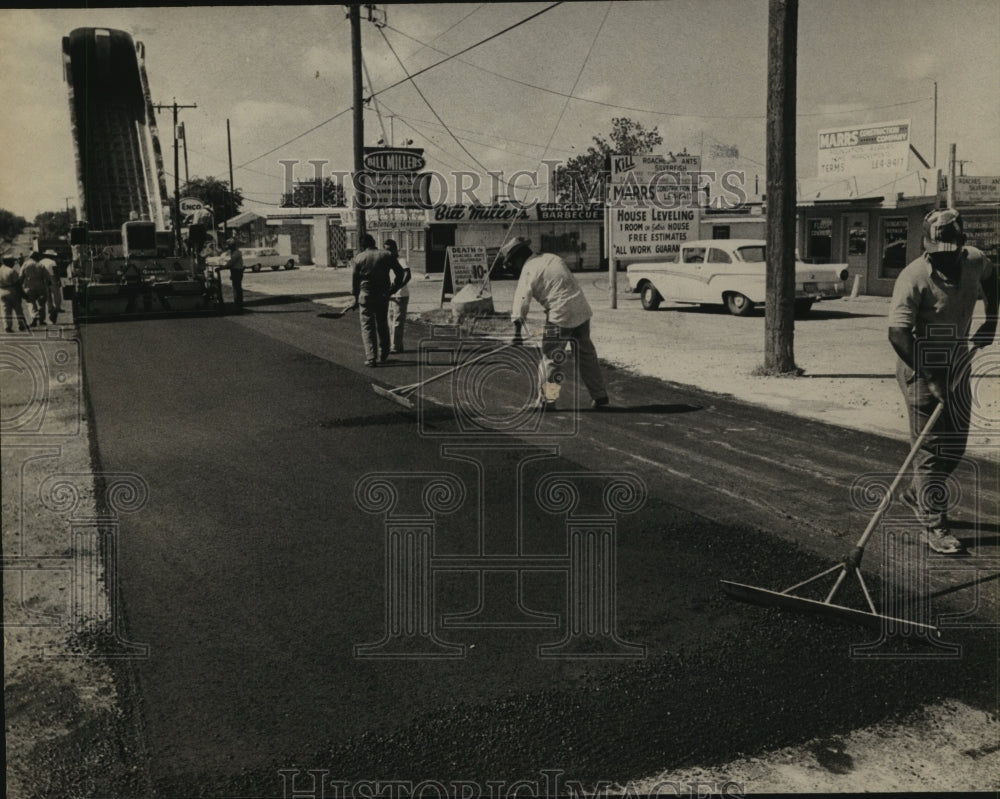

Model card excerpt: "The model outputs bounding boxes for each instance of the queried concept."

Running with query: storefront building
[424,202,605,275]
[795,171,939,297]
[794,171,999,297]
[262,207,345,267]
[340,208,426,272]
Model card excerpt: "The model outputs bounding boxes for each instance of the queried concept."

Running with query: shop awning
[225,211,263,227]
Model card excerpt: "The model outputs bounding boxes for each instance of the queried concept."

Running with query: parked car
[626,239,848,316]
[206,247,296,273]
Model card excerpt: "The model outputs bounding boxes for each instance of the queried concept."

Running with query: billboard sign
[953,175,1000,205]
[817,119,910,177]
[607,152,701,261]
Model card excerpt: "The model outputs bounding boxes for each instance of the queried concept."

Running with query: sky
[0,0,997,221]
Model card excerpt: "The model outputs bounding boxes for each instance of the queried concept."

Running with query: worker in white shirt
[501,237,610,411]
[383,239,412,354]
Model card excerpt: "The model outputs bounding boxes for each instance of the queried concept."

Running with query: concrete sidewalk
[255,265,1000,457]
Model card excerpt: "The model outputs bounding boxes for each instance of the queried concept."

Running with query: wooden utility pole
[947,143,957,208]
[764,0,798,373]
[153,99,197,254]
[227,118,236,239]
[350,4,367,242]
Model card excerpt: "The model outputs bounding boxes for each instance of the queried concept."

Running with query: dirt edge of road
[3,319,152,799]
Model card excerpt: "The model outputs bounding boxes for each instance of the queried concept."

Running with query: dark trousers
[359,292,391,362]
[895,358,971,528]
[230,268,245,310]
[539,319,607,403]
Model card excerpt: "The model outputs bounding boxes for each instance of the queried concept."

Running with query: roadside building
[794,170,939,296]
[261,206,346,267]
[340,208,426,271]
[944,174,1000,264]
[424,202,606,275]
[792,170,1000,297]
[222,211,268,248]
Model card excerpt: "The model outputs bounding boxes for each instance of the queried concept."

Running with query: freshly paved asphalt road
[78,290,999,797]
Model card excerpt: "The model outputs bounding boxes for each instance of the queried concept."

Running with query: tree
[33,210,77,240]
[179,176,243,222]
[281,177,346,208]
[552,117,664,203]
[0,208,28,242]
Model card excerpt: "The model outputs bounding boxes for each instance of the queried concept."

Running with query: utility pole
[764,0,798,374]
[350,4,367,244]
[932,80,938,168]
[227,119,236,240]
[947,143,957,208]
[180,122,190,184]
[153,98,197,254]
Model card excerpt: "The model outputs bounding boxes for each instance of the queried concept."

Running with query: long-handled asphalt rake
[371,331,534,410]
[721,403,945,634]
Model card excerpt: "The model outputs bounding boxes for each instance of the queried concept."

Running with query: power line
[383,21,929,121]
[378,27,494,177]
[233,2,562,171]
[366,3,564,103]
[236,107,352,169]
[537,0,613,196]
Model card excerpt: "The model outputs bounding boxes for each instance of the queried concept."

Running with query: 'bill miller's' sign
[363,147,425,173]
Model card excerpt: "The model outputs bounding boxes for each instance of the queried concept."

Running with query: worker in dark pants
[217,237,246,313]
[503,237,610,411]
[349,234,406,366]
[888,208,997,554]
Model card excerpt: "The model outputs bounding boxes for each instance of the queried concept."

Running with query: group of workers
[347,208,996,557]
[0,250,64,332]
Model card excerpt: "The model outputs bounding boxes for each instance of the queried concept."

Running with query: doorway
[844,213,869,295]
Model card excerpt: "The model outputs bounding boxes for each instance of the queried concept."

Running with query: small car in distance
[206,247,296,273]
[626,239,848,316]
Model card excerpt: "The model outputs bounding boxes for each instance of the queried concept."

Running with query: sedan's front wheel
[724,292,754,316]
[251,264,262,273]
[640,283,662,311]
[284,260,295,270]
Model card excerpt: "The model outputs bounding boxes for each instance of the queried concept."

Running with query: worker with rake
[501,237,610,412]
[888,208,997,554]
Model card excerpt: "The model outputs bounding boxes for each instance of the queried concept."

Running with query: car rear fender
[707,271,765,304]
[795,262,850,283]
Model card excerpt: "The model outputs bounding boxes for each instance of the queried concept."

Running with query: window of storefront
[879,217,909,280]
[806,218,833,261]
[712,225,731,239]
[410,229,424,251]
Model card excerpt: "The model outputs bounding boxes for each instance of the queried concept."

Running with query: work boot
[923,527,962,554]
